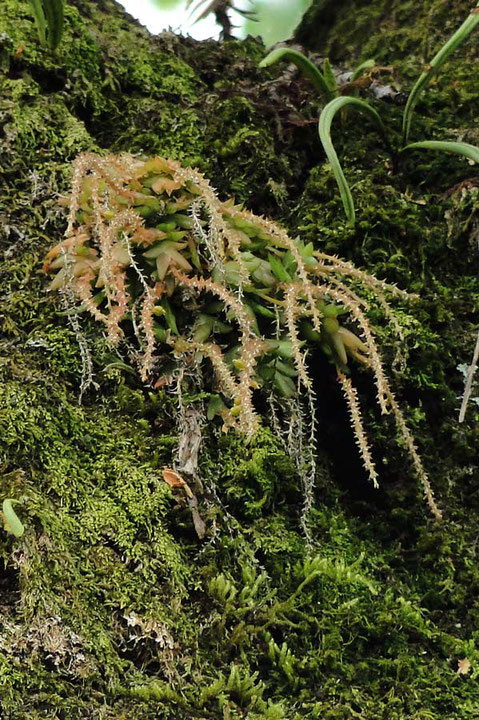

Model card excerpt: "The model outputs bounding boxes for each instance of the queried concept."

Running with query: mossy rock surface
[1,0,479,718]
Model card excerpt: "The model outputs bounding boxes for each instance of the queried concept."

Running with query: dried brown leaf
[162,468,194,498]
[457,658,471,675]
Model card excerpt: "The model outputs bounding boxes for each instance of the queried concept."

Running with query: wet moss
[1,0,479,717]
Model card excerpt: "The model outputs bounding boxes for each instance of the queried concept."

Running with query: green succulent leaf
[275,359,298,378]
[318,96,384,226]
[207,395,226,421]
[402,4,479,143]
[330,332,348,366]
[259,47,331,97]
[247,300,276,319]
[163,213,193,229]
[282,250,297,275]
[273,371,296,398]
[268,253,292,282]
[160,298,179,335]
[193,314,215,343]
[402,140,479,164]
[323,304,340,318]
[2,500,25,538]
[300,319,321,343]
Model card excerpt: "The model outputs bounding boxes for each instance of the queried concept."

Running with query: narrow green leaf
[322,58,338,93]
[282,250,297,275]
[2,500,24,538]
[402,4,479,143]
[193,314,215,343]
[300,319,321,342]
[318,97,384,226]
[207,395,225,421]
[274,371,296,398]
[43,0,65,50]
[268,253,292,282]
[160,298,179,335]
[259,48,331,97]
[275,359,298,378]
[247,300,276,319]
[402,140,479,164]
[27,0,47,44]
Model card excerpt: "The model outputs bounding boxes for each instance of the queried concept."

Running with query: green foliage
[403,139,479,164]
[318,96,384,226]
[259,47,376,100]
[350,57,376,81]
[260,5,479,227]
[27,0,65,50]
[44,152,443,521]
[402,1,479,143]
[1,500,25,538]
[259,47,332,96]
[3,0,479,717]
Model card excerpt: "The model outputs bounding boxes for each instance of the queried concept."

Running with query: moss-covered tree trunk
[1,1,479,718]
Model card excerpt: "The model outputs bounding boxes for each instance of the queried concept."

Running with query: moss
[295,0,477,66]
[2,0,479,718]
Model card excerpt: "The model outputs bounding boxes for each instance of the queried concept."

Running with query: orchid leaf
[318,96,385,226]
[28,0,64,50]
[268,253,292,282]
[259,48,331,97]
[43,0,64,50]
[402,3,479,143]
[27,0,47,44]
[403,140,479,164]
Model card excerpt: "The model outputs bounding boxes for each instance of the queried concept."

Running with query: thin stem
[459,328,479,423]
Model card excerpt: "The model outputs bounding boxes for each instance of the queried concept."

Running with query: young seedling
[402,2,479,143]
[318,96,385,226]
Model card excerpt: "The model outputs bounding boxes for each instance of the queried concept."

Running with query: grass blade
[403,140,479,164]
[259,47,331,97]
[318,97,385,226]
[402,3,479,143]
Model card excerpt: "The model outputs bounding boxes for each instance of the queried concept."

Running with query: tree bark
[1,1,479,718]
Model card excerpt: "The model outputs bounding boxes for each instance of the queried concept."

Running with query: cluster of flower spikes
[43,153,442,522]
